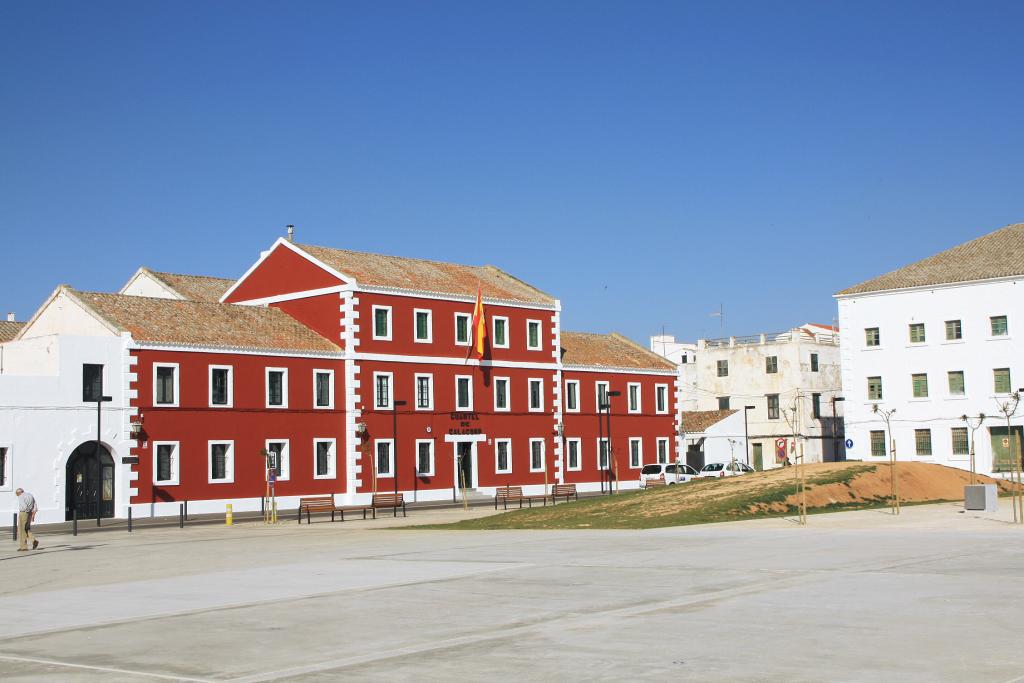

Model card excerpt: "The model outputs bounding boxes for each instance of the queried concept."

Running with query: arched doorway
[66,443,115,520]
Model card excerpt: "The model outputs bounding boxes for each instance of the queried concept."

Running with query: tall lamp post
[392,400,408,498]
[831,396,845,462]
[743,405,755,467]
[602,391,621,494]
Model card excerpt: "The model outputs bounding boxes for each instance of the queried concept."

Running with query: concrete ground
[1,502,1023,682]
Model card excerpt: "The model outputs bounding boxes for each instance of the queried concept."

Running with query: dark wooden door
[66,444,114,520]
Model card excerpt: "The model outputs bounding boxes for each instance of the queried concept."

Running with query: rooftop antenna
[286,224,294,242]
[709,303,724,334]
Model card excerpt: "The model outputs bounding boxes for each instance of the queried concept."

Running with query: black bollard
[184,500,188,521]
[179,503,184,528]
[11,513,16,541]
[128,507,132,533]
[73,508,78,537]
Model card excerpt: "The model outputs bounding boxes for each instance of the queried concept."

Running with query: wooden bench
[494,485,548,510]
[551,483,578,504]
[370,493,406,518]
[642,477,667,489]
[297,495,350,524]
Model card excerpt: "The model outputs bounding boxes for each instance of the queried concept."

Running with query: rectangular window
[83,364,103,402]
[765,356,778,374]
[812,393,822,419]
[494,377,510,412]
[945,320,962,341]
[629,438,642,468]
[867,376,883,401]
[265,440,289,480]
[415,374,433,410]
[456,375,473,410]
[655,384,668,414]
[596,381,609,412]
[375,439,394,477]
[374,372,393,409]
[912,373,929,398]
[628,383,641,413]
[566,438,581,471]
[994,368,1012,394]
[717,360,729,377]
[865,327,880,347]
[208,441,234,483]
[495,438,512,473]
[154,363,179,406]
[266,368,288,408]
[493,316,509,348]
[718,396,730,410]
[565,380,580,412]
[991,315,1008,337]
[656,438,669,464]
[530,439,545,472]
[314,370,334,409]
[210,365,233,407]
[991,427,1022,472]
[526,320,541,350]
[598,438,609,470]
[870,430,886,457]
[314,439,336,478]
[416,440,434,476]
[948,371,965,396]
[810,353,819,372]
[153,441,179,485]
[373,305,392,340]
[454,313,471,346]
[909,323,926,344]
[915,429,932,456]
[766,394,780,420]
[414,309,432,343]
[529,379,544,412]
[0,446,7,488]
[951,427,969,456]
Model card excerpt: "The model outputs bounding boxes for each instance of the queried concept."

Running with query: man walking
[15,488,39,551]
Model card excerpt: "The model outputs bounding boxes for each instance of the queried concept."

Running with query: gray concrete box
[964,484,998,512]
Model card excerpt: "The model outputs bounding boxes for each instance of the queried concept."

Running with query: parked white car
[639,463,699,485]
[697,461,756,478]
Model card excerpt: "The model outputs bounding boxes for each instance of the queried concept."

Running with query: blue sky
[2,1,1022,343]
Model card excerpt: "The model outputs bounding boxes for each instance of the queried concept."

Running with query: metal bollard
[179,503,184,528]
[73,508,78,536]
[128,507,132,533]
[225,503,233,526]
[11,513,16,541]
[261,496,265,517]
[184,500,188,521]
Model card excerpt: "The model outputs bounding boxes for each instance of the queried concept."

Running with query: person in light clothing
[15,488,39,551]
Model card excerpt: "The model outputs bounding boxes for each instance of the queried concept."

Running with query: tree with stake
[872,404,899,515]
[961,413,986,487]
[994,393,1023,524]
[781,393,807,525]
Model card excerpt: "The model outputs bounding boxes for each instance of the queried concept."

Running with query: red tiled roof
[560,332,676,371]
[681,410,737,433]
[148,270,236,302]
[0,321,25,343]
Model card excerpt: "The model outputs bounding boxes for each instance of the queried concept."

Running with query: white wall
[684,411,750,467]
[120,271,181,299]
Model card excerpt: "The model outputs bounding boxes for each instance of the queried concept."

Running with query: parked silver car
[639,462,699,484]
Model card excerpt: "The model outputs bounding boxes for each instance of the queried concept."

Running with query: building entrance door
[457,442,474,491]
[66,442,115,521]
[752,443,764,471]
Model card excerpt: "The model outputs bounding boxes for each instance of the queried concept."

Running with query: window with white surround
[414,309,432,343]
[83,364,103,402]
[629,438,642,468]
[375,439,394,477]
[628,383,641,413]
[566,438,581,471]
[154,363,179,407]
[597,438,610,470]
[596,381,609,412]
[153,441,179,485]
[492,316,509,348]
[209,365,233,408]
[528,378,544,412]
[266,368,288,408]
[494,377,510,412]
[416,440,435,476]
[208,441,234,483]
[374,372,394,409]
[526,320,542,350]
[529,438,545,472]
[991,315,1008,337]
[655,384,668,414]
[414,374,433,411]
[314,369,334,409]
[0,444,10,490]
[314,438,336,479]
[265,439,290,480]
[656,437,669,464]
[372,305,392,340]
[455,375,473,410]
[564,380,580,412]
[495,438,512,474]
[454,313,471,346]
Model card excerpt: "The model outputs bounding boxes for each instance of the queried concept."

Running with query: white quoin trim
[352,351,558,370]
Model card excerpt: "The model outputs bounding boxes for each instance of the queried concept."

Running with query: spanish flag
[471,287,486,358]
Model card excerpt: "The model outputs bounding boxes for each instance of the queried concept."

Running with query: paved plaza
[1,503,1024,682]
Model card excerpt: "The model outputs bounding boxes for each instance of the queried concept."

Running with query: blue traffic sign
[845,438,854,449]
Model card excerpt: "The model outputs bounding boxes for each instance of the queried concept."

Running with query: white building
[679,409,748,470]
[836,222,1024,478]
[653,324,843,469]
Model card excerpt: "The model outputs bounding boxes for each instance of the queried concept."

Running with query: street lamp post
[602,391,621,494]
[743,405,755,467]
[392,400,408,498]
[831,397,846,462]
[95,394,112,526]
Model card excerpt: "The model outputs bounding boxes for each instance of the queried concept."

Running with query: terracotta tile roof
[147,270,236,302]
[560,332,676,371]
[837,223,1024,296]
[0,321,25,343]
[294,243,555,305]
[681,409,737,433]
[70,289,340,354]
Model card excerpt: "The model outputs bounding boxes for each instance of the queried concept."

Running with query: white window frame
[565,437,582,471]
[415,439,435,476]
[265,367,289,409]
[455,375,474,411]
[372,305,393,341]
[313,369,335,410]
[265,439,291,481]
[595,381,610,413]
[529,438,546,473]
[564,380,580,413]
[454,312,471,346]
[526,319,542,351]
[414,373,434,411]
[493,376,511,412]
[313,438,337,479]
[208,365,233,408]
[629,437,643,468]
[492,316,510,349]
[374,438,395,478]
[656,437,670,464]
[528,378,544,412]
[494,438,513,474]
[152,441,180,486]
[0,443,11,492]
[374,371,394,410]
[207,440,235,484]
[413,308,433,344]
[597,437,610,470]
[153,362,180,407]
[627,382,641,413]
[655,384,669,414]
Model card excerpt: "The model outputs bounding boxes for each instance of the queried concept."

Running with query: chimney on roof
[286,225,294,242]
[6,313,13,323]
